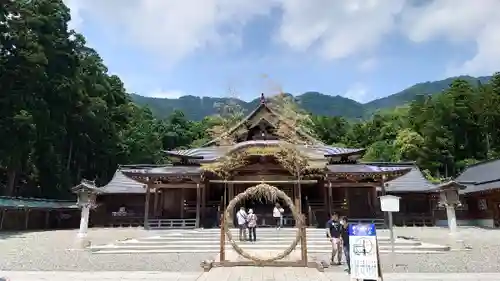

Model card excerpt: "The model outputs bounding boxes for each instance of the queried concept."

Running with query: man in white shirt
[273,203,284,229]
[236,207,248,241]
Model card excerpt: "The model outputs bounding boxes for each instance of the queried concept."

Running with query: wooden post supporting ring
[300,214,308,265]
[219,214,225,262]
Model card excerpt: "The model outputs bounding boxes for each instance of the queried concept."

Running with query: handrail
[148,218,196,229]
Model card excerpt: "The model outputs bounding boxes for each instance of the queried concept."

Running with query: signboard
[349,224,379,280]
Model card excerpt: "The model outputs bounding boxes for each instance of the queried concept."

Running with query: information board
[348,223,379,280]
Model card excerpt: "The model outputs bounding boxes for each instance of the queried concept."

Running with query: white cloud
[148,89,185,99]
[342,84,369,103]
[276,0,405,60]
[64,0,276,65]
[400,0,500,76]
[65,0,500,76]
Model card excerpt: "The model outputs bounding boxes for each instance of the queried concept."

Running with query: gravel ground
[0,227,499,272]
[0,228,212,271]
[324,227,500,273]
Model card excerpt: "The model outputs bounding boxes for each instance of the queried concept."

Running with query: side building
[454,159,500,228]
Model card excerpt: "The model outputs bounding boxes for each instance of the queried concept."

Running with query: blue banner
[348,223,376,236]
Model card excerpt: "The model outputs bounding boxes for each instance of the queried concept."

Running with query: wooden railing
[393,214,434,227]
[100,215,144,228]
[148,218,197,229]
[349,218,386,229]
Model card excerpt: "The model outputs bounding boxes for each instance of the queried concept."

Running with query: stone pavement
[3,270,500,281]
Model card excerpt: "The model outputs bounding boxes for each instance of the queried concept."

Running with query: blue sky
[66,0,500,103]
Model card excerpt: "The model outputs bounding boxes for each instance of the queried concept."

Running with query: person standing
[236,207,248,241]
[273,203,284,229]
[340,216,351,274]
[247,209,258,242]
[326,212,342,265]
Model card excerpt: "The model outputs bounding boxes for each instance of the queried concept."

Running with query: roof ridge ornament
[260,93,266,104]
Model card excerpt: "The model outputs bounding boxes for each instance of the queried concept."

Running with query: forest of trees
[2,1,500,199]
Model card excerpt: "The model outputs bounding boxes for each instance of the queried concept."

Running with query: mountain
[131,75,492,120]
[363,75,492,113]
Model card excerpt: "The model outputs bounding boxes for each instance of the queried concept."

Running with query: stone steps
[90,228,450,254]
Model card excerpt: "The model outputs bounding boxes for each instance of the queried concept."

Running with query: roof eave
[324,149,366,158]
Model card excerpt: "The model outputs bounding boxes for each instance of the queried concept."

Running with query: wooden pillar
[196,183,201,228]
[228,183,234,227]
[144,179,153,229]
[219,213,225,262]
[24,209,30,230]
[298,181,302,214]
[344,188,349,217]
[201,181,207,226]
[153,188,160,217]
[327,181,333,215]
[228,183,234,200]
[293,183,300,212]
[180,187,185,219]
[0,208,5,230]
[381,175,388,227]
[323,181,328,216]
[300,215,308,265]
[45,210,50,229]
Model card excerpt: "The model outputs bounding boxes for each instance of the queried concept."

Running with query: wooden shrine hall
[87,94,451,229]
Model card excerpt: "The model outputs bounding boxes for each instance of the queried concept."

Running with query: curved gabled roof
[164,140,365,162]
[100,169,146,194]
[363,162,436,192]
[455,158,500,194]
[385,166,436,192]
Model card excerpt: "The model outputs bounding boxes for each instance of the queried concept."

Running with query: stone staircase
[89,228,450,254]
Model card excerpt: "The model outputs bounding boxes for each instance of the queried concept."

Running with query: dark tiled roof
[455,159,500,194]
[326,164,410,174]
[101,166,203,194]
[0,196,78,209]
[100,170,146,194]
[385,166,435,192]
[364,163,436,192]
[165,140,365,161]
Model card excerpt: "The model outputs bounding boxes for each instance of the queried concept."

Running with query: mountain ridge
[131,75,492,120]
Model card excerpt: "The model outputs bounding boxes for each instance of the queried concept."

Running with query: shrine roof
[326,164,411,174]
[455,158,500,194]
[203,94,321,146]
[100,169,146,194]
[96,166,203,194]
[364,162,436,192]
[164,140,365,161]
[0,196,78,209]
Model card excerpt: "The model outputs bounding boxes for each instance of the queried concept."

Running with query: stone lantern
[432,181,466,235]
[71,179,102,247]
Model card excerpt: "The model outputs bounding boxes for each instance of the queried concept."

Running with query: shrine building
[84,94,498,230]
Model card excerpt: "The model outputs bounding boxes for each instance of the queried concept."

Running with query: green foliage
[130,76,493,120]
[1,0,500,198]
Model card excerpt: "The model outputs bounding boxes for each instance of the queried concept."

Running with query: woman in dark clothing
[340,216,351,274]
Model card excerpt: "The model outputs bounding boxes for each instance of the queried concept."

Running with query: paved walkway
[3,270,500,281]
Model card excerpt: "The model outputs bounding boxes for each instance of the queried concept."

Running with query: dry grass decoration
[223,183,304,263]
[203,91,319,263]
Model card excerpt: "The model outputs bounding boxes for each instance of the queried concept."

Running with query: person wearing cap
[247,209,258,242]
